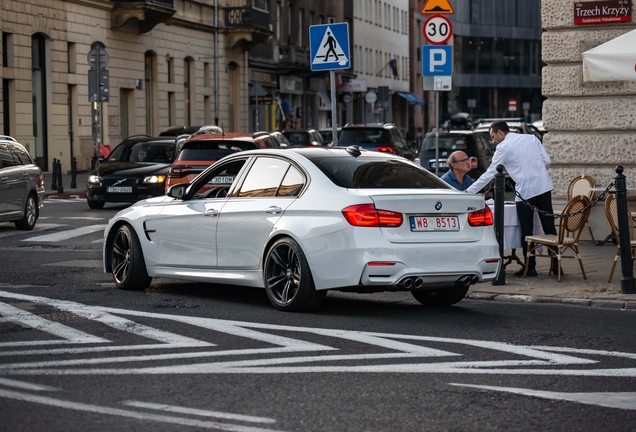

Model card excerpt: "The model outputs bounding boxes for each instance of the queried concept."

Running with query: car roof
[227,145,405,162]
[121,136,175,145]
[186,132,263,142]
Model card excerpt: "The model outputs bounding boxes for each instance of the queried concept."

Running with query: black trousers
[516,191,557,269]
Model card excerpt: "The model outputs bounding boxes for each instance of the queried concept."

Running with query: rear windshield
[339,128,391,145]
[284,133,310,146]
[179,140,257,161]
[310,157,450,189]
[108,141,175,163]
[421,135,470,151]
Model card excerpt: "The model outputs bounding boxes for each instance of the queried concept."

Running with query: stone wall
[541,0,636,199]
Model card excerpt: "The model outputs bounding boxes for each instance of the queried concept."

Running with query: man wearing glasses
[466,120,557,278]
[440,151,474,191]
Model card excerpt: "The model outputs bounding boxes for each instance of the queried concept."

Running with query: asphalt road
[0,199,635,431]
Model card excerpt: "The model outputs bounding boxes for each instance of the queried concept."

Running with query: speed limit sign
[423,15,452,45]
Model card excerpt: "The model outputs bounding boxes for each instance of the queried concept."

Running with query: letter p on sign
[430,49,446,69]
[422,45,452,76]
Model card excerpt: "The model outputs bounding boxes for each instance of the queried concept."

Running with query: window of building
[276,2,281,43]
[167,56,174,83]
[67,42,76,74]
[2,32,13,67]
[297,9,303,46]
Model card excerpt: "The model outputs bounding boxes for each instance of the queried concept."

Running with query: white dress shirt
[466,132,553,201]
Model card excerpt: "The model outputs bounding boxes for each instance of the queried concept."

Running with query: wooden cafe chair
[604,194,636,283]
[554,174,596,242]
[524,195,592,282]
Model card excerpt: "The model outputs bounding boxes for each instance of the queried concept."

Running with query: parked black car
[0,135,45,230]
[415,131,493,179]
[337,123,411,158]
[282,129,326,146]
[85,136,176,209]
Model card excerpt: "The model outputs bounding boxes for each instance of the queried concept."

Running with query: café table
[486,200,542,268]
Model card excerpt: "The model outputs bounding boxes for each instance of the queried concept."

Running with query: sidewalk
[40,170,636,309]
[468,240,636,310]
[43,171,88,199]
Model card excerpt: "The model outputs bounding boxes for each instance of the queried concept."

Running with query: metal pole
[51,158,58,190]
[614,165,635,294]
[71,157,77,189]
[56,160,64,194]
[330,70,338,147]
[214,0,219,125]
[492,164,506,285]
[255,93,259,131]
[435,91,439,176]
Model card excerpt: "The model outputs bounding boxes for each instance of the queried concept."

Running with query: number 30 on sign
[423,15,452,45]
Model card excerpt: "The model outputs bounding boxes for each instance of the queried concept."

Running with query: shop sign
[250,70,277,87]
[250,94,273,105]
[574,1,632,25]
[338,78,367,92]
[280,76,304,95]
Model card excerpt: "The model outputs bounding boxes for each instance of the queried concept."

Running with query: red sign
[508,99,517,112]
[423,15,453,45]
[574,1,632,25]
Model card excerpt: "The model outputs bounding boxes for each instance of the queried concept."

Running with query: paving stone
[561,299,591,306]
[590,300,624,309]
[494,295,535,303]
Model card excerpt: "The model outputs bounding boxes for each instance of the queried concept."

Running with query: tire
[87,198,105,209]
[264,237,326,312]
[14,193,38,230]
[411,285,470,307]
[111,224,152,290]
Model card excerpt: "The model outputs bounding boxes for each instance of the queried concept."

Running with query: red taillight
[342,204,403,227]
[375,146,395,153]
[367,262,396,266]
[468,206,494,227]
[168,165,185,178]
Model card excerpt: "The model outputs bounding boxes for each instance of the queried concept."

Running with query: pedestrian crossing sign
[309,22,350,71]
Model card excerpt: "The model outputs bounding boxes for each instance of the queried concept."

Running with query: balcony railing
[110,0,173,6]
[278,45,309,67]
[226,6,270,30]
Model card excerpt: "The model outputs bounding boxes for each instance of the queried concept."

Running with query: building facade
[541,0,636,200]
[1,0,267,172]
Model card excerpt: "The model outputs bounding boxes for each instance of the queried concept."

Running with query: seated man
[440,151,473,191]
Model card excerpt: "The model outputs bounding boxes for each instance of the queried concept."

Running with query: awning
[582,29,636,82]
[395,91,426,106]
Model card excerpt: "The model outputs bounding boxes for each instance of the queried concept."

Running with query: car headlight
[143,175,166,184]
[88,174,101,184]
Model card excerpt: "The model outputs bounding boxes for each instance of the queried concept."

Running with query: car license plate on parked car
[209,176,234,184]
[430,161,447,168]
[107,186,133,193]
[410,216,459,231]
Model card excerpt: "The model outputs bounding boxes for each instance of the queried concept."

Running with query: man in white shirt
[466,120,557,277]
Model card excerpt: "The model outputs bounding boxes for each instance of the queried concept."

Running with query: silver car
[0,136,45,230]
[102,147,500,312]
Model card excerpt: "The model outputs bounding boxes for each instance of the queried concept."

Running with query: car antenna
[346,145,361,158]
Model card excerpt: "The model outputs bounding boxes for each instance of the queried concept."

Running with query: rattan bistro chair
[524,195,592,282]
[604,194,636,283]
[554,175,596,242]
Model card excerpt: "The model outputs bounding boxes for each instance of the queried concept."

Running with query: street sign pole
[330,70,338,146]
[435,91,439,177]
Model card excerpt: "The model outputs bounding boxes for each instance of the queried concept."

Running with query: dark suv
[0,135,45,230]
[338,123,411,157]
[415,131,493,179]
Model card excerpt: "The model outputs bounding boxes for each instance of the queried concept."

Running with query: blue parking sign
[422,46,452,76]
[309,23,350,71]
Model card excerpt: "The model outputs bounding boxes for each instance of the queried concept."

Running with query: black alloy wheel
[111,224,152,290]
[264,237,326,312]
[15,194,38,230]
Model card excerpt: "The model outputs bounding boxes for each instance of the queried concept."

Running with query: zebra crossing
[0,216,107,243]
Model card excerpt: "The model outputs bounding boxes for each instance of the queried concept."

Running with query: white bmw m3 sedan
[103,146,500,311]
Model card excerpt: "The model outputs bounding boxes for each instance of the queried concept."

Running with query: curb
[467,292,636,311]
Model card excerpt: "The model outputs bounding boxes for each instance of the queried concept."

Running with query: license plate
[410,216,459,231]
[430,161,446,168]
[209,176,234,184]
[107,186,132,193]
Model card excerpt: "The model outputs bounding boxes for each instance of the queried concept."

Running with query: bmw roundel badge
[435,202,442,211]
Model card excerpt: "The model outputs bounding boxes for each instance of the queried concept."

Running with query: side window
[10,145,32,165]
[278,165,305,197]
[0,144,18,168]
[238,157,289,197]
[192,159,247,198]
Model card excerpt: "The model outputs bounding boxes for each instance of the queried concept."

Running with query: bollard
[71,157,77,188]
[51,158,58,191]
[492,165,506,285]
[91,155,97,171]
[56,160,64,194]
[614,166,635,294]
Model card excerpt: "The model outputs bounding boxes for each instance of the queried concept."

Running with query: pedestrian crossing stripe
[312,26,349,66]
[421,0,454,14]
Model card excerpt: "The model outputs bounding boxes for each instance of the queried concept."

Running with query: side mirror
[167,184,188,199]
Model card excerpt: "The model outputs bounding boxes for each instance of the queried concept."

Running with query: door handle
[23,172,29,178]
[264,206,283,214]
[203,209,219,217]
[1,176,8,182]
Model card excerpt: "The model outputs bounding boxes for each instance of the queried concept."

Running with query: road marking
[0,301,109,346]
[0,223,65,238]
[122,400,276,423]
[0,388,287,432]
[60,217,106,220]
[450,383,636,411]
[23,224,107,242]
[0,378,58,391]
